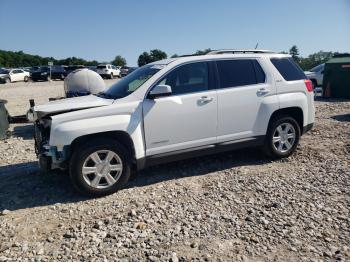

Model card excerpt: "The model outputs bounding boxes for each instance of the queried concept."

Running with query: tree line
[0,50,127,68]
[0,47,342,70]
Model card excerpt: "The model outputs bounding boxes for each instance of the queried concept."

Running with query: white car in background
[0,68,30,83]
[96,64,121,79]
[304,64,324,87]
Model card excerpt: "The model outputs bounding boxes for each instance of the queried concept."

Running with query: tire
[110,73,114,79]
[24,76,29,82]
[263,115,301,159]
[5,77,11,83]
[69,138,131,197]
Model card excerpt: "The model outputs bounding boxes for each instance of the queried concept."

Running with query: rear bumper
[302,123,314,134]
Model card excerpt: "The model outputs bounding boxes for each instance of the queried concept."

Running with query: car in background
[120,66,129,77]
[0,68,30,83]
[127,67,138,74]
[65,65,86,76]
[304,64,324,87]
[31,66,67,81]
[96,64,121,79]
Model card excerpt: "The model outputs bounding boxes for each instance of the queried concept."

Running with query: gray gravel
[0,81,349,261]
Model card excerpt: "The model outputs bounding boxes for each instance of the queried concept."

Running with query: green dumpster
[0,99,9,139]
[323,55,350,99]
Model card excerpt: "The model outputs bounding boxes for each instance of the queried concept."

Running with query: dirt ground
[0,81,349,261]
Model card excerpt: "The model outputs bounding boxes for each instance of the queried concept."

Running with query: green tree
[111,55,126,67]
[150,49,167,61]
[138,52,152,66]
[289,45,300,63]
[137,49,167,66]
[194,48,212,55]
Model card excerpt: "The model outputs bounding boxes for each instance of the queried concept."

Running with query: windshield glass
[99,64,163,99]
[310,64,324,72]
[97,65,107,69]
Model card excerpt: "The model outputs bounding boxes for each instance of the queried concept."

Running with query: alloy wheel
[272,123,296,153]
[82,150,123,189]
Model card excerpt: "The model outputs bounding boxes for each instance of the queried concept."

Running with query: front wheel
[69,138,131,197]
[5,77,11,83]
[263,115,300,158]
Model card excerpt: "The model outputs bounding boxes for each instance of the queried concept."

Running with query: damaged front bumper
[34,120,69,172]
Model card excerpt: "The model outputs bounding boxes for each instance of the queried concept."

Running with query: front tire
[263,115,300,158]
[5,77,11,83]
[69,138,131,197]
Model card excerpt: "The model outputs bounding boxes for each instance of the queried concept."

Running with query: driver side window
[158,62,209,96]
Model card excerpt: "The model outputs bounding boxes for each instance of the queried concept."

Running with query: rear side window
[270,58,306,81]
[216,59,265,89]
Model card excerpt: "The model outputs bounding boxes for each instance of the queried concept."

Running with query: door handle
[198,96,213,103]
[256,88,270,96]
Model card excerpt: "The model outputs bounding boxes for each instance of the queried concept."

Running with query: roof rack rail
[207,49,274,55]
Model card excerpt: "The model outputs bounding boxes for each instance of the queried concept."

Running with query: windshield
[310,64,324,72]
[99,64,163,99]
[97,65,107,69]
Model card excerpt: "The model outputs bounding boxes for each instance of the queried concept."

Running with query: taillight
[304,79,313,92]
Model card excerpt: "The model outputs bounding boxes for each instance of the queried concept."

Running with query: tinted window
[158,62,209,95]
[270,58,306,81]
[217,59,260,88]
[97,65,106,69]
[253,60,266,83]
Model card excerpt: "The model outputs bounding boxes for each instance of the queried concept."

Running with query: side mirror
[148,85,172,99]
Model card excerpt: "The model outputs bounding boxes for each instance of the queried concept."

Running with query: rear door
[216,58,276,142]
[143,61,218,156]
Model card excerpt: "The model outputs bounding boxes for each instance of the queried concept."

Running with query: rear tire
[24,76,29,82]
[69,138,131,197]
[263,115,300,159]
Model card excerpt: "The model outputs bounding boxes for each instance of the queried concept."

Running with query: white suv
[29,50,315,196]
[96,64,121,79]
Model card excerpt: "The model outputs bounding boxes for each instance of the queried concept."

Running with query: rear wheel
[263,115,300,158]
[24,76,29,82]
[69,138,131,197]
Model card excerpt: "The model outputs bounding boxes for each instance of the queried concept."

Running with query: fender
[278,92,309,126]
[49,100,146,159]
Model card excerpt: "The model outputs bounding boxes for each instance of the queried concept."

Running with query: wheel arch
[268,107,304,134]
[70,131,136,162]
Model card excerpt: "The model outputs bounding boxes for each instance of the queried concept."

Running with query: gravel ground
[0,81,349,261]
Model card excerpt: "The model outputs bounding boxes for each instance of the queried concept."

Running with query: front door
[143,61,217,156]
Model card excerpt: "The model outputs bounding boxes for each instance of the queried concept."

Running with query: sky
[1,0,349,66]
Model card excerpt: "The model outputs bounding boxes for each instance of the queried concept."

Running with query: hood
[31,95,114,120]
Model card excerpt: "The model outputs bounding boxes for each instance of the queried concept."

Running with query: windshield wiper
[96,92,117,99]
